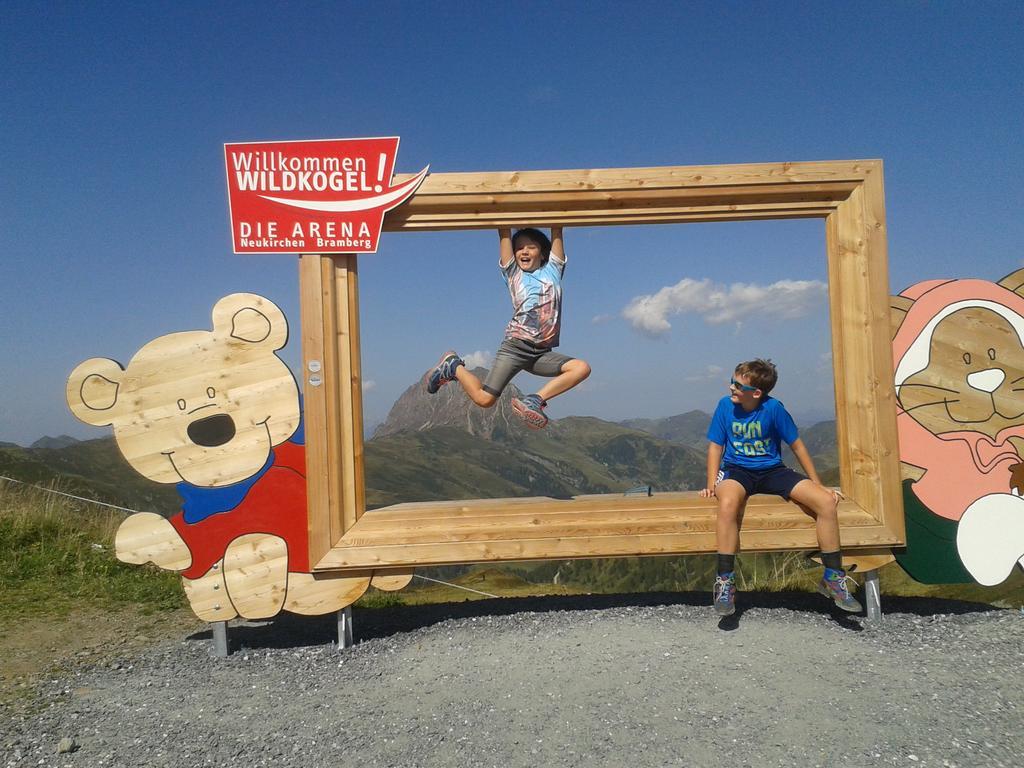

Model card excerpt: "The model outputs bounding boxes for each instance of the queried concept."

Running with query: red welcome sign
[224,137,428,254]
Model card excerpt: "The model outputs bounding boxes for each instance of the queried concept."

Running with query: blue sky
[2,1,1022,445]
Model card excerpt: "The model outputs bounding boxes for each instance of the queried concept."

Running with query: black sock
[821,550,843,571]
[717,553,735,575]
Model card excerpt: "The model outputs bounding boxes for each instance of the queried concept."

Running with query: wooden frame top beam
[385,160,879,230]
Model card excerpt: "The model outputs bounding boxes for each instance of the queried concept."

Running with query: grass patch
[354,588,406,609]
[0,479,184,620]
[733,551,824,593]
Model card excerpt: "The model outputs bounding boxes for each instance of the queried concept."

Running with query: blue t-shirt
[706,395,798,470]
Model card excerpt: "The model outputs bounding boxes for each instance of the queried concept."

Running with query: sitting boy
[699,359,861,616]
[424,226,590,429]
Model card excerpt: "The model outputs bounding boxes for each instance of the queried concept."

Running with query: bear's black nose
[187,413,236,447]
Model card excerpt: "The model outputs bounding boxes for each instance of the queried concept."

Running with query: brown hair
[735,358,778,395]
[512,228,552,263]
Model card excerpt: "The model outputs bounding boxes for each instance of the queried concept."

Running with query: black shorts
[716,463,807,500]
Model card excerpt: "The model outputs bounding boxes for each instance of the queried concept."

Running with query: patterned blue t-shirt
[500,254,565,347]
[706,395,799,470]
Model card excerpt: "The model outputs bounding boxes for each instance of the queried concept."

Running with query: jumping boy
[699,359,861,616]
[424,226,590,429]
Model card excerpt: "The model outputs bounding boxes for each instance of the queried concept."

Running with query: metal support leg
[212,621,230,657]
[337,606,353,649]
[864,569,882,622]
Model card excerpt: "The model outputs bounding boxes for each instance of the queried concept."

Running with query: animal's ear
[67,358,126,426]
[211,293,288,351]
[890,295,914,340]
[998,268,1024,297]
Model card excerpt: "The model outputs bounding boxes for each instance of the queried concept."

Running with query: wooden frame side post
[333,254,366,529]
[300,253,367,565]
[300,254,335,566]
[825,162,904,542]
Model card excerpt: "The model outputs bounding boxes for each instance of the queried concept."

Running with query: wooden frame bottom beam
[313,492,904,572]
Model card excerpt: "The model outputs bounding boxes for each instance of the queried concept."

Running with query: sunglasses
[729,378,759,393]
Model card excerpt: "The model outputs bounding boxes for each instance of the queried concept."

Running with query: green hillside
[6,415,707,516]
[618,410,711,449]
[0,439,180,514]
[365,417,706,508]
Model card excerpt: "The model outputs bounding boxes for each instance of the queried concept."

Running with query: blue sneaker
[818,569,862,613]
[713,572,736,616]
[425,351,463,394]
[512,393,548,429]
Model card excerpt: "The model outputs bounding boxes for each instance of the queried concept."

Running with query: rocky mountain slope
[374,367,525,441]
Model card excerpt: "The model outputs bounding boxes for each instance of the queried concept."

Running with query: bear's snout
[187,413,237,447]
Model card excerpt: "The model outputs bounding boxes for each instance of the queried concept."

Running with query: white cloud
[684,364,724,383]
[462,350,492,369]
[362,380,376,392]
[622,278,827,337]
[591,314,614,324]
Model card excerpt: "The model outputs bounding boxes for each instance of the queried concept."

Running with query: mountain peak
[618,411,711,448]
[30,435,81,450]
[374,367,526,440]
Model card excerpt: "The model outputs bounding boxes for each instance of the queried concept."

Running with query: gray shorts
[482,338,575,397]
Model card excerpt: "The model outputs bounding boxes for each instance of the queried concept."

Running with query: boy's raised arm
[498,227,513,268]
[550,226,565,263]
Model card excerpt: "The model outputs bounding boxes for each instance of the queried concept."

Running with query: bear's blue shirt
[178,453,274,524]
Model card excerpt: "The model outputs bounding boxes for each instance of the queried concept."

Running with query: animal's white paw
[957,493,1024,586]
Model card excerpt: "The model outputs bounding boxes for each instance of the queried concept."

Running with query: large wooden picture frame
[299,160,903,573]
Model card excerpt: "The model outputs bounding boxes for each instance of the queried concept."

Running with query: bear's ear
[890,295,914,340]
[67,358,126,426]
[998,268,1024,297]
[211,293,288,351]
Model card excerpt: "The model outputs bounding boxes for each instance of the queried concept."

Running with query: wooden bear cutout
[68,293,410,622]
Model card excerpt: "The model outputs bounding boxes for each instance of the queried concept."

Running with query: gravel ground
[2,591,1021,768]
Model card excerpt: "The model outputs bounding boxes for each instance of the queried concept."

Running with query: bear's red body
[170,441,309,579]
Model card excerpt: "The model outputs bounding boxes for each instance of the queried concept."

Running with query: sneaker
[712,573,736,617]
[817,569,863,613]
[512,394,549,429]
[425,351,463,394]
